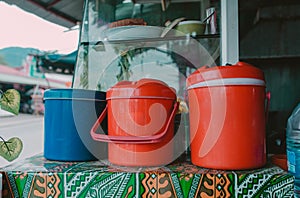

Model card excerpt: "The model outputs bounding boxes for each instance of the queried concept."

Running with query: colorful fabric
[0,154,294,197]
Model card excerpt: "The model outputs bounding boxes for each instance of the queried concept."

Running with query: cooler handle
[265,91,271,124]
[90,102,179,144]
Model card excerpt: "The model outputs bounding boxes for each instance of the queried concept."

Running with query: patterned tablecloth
[0,154,294,198]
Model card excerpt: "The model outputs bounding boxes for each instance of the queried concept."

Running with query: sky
[0,2,79,54]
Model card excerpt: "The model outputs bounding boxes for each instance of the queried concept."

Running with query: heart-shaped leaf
[0,137,23,162]
[0,89,20,115]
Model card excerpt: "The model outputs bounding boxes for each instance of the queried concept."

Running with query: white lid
[187,78,266,89]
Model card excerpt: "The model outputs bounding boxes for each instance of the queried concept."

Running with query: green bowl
[175,20,206,36]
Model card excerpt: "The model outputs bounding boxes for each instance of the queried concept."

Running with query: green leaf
[0,89,20,115]
[0,137,23,162]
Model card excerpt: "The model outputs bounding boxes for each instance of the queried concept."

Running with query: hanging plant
[0,89,23,162]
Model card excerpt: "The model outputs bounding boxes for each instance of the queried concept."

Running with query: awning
[2,0,84,28]
[37,50,77,74]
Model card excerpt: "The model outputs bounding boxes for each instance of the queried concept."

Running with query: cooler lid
[44,88,106,100]
[186,62,265,87]
[107,78,176,99]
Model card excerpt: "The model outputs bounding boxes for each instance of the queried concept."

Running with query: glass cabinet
[72,0,232,160]
[73,0,221,93]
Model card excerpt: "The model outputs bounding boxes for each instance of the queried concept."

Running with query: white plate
[102,25,163,41]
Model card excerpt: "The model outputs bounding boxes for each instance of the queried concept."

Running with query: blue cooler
[44,89,107,161]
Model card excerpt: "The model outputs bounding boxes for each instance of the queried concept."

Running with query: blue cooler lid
[44,89,106,101]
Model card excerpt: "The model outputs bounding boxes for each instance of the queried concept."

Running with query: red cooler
[91,79,178,166]
[186,62,267,170]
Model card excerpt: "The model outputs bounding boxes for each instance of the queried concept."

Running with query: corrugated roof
[2,0,84,28]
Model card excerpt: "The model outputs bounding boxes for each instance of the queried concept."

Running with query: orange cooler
[91,79,178,166]
[186,62,267,170]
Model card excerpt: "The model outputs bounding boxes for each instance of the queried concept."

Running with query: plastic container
[271,154,288,171]
[287,103,300,197]
[186,62,268,170]
[44,89,107,161]
[176,20,206,36]
[91,79,178,166]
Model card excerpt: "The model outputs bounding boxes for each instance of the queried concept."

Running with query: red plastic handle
[90,102,179,144]
[265,91,271,124]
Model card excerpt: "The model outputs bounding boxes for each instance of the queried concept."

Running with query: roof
[2,0,84,28]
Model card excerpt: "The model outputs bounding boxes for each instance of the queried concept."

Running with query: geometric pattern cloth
[0,154,294,198]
